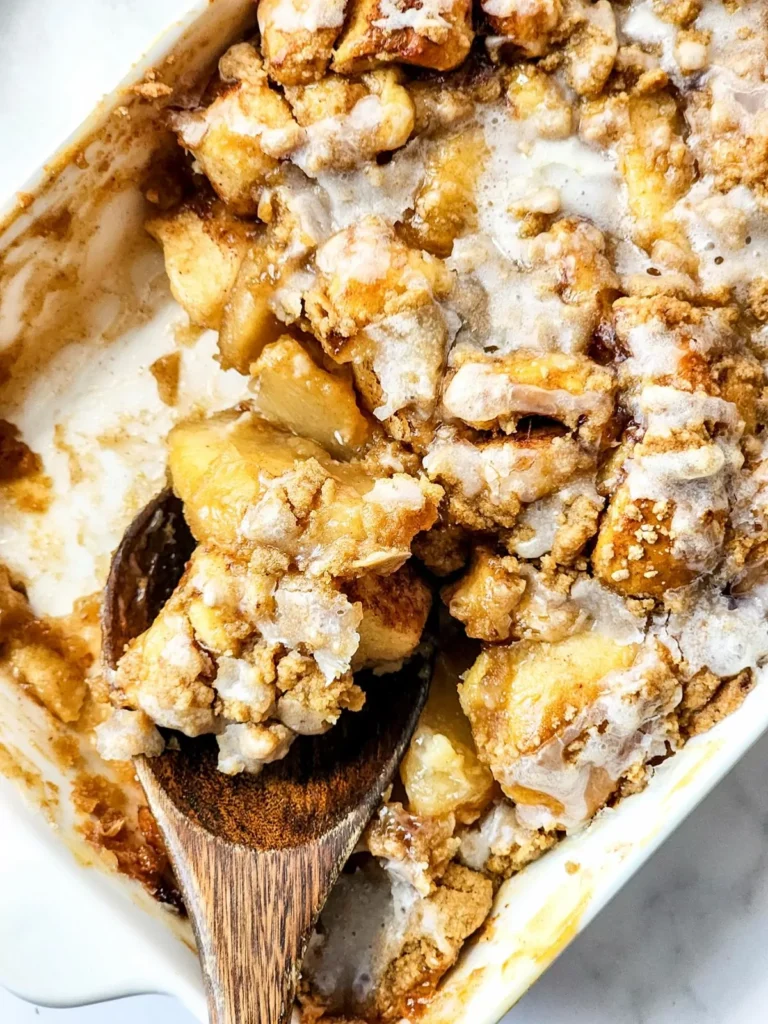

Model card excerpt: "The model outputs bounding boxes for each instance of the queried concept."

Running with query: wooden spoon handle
[139,761,350,1023]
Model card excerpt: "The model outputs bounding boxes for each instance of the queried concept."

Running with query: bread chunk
[593,485,706,598]
[305,216,452,345]
[302,218,454,432]
[284,70,415,175]
[505,62,573,137]
[401,125,487,257]
[332,0,473,75]
[441,350,616,447]
[460,636,681,829]
[481,0,564,58]
[258,0,348,85]
[423,425,594,531]
[170,43,303,214]
[561,0,618,97]
[594,379,744,598]
[618,92,694,253]
[614,296,737,389]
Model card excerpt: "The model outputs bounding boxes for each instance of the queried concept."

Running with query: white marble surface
[1,2,768,1022]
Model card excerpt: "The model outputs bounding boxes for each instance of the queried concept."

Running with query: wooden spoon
[102,489,431,1024]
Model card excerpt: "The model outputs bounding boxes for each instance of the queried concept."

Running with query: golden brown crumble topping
[7,1,768,1018]
[118,3,768,1007]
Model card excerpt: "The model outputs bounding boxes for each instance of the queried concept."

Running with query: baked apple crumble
[5,0,768,1019]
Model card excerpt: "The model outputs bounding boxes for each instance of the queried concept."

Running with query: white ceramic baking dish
[1,3,767,1021]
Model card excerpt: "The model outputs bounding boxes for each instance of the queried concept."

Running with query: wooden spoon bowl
[102,489,431,1024]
